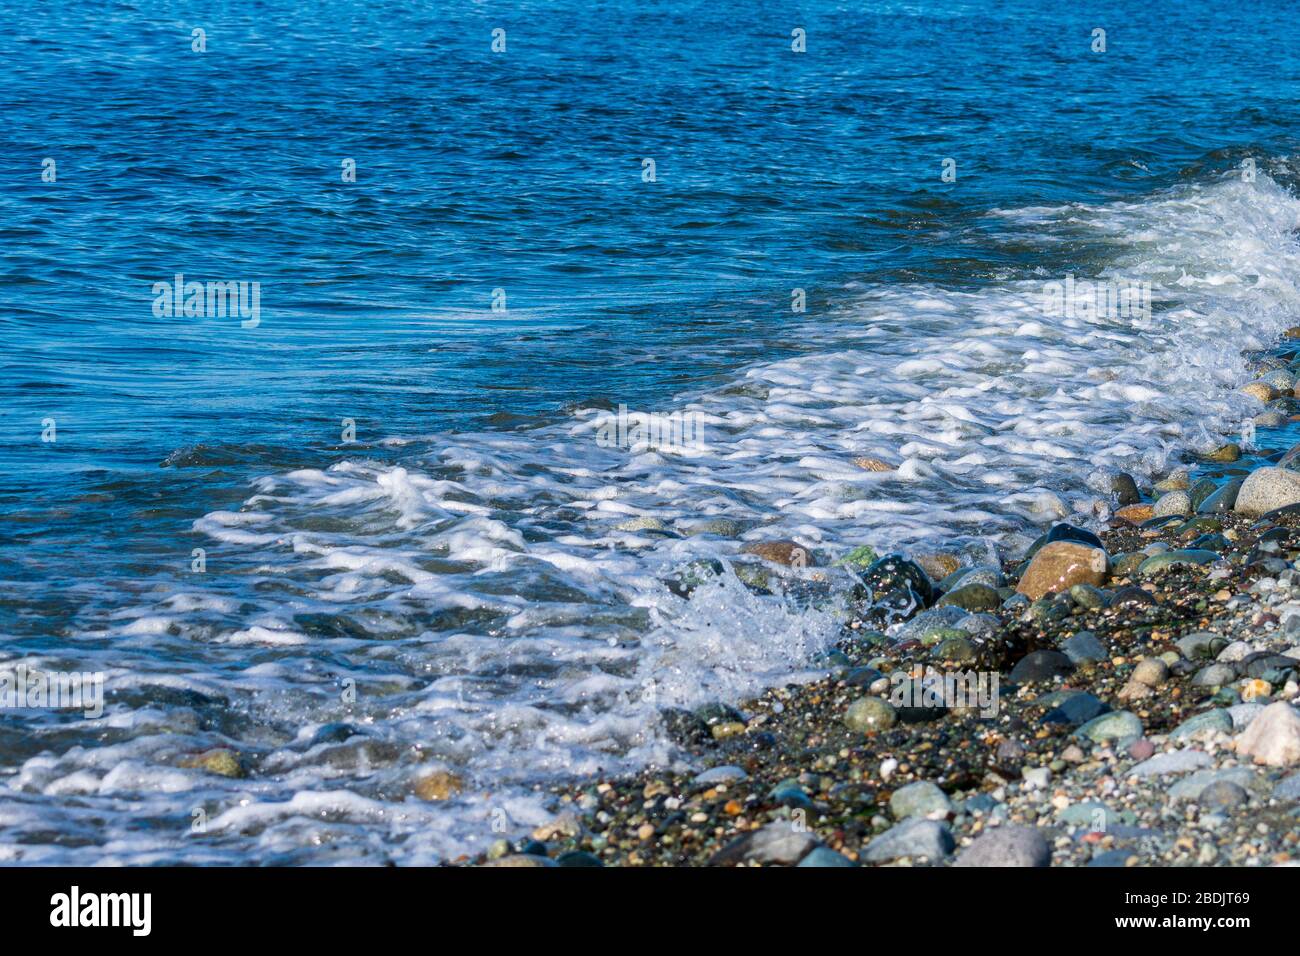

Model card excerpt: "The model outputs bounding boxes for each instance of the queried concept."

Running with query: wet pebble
[1009,650,1075,683]
[844,696,898,733]
[936,582,1001,612]
[1235,467,1300,516]
[1016,542,1108,601]
[1153,490,1192,518]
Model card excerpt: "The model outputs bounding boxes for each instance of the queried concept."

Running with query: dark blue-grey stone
[1088,849,1137,867]
[1043,692,1109,727]
[845,666,886,687]
[797,846,857,867]
[556,851,604,867]
[1062,631,1107,664]
[1010,650,1075,683]
[1045,522,1105,550]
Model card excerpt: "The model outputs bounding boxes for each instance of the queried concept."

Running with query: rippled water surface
[3,0,1300,862]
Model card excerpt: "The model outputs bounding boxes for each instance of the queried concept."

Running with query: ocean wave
[16,169,1300,863]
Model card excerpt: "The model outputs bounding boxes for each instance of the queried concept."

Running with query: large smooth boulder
[1236,702,1300,767]
[1234,468,1300,516]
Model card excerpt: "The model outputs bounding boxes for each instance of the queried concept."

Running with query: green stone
[1111,552,1146,577]
[1058,801,1113,827]
[1170,708,1234,740]
[1203,443,1241,464]
[952,566,1003,589]
[936,582,1000,612]
[1136,549,1219,576]
[844,696,898,733]
[616,516,667,532]
[670,558,725,596]
[1176,632,1225,660]
[1075,710,1143,747]
[835,545,879,571]
[1178,516,1222,536]
[733,563,772,593]
[819,649,852,669]
[920,626,967,648]
[1188,478,1219,509]
[1030,597,1072,623]
[1154,471,1190,492]
[1187,532,1230,552]
[683,518,742,537]
[1197,479,1244,514]
[931,635,976,662]
[180,748,244,778]
[1069,583,1106,610]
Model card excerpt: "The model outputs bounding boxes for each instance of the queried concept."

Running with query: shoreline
[464,330,1300,867]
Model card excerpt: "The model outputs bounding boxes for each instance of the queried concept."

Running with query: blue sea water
[2,0,1300,862]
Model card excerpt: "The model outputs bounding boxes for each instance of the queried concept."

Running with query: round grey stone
[862,819,954,863]
[889,781,952,821]
[1153,490,1192,518]
[1235,467,1300,516]
[1198,780,1249,811]
[954,825,1050,867]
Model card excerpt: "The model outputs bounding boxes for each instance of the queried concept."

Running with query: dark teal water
[2,0,1300,862]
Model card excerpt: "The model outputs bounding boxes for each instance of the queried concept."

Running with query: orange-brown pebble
[741,540,813,567]
[1016,541,1108,600]
[853,456,897,472]
[414,770,464,801]
[1115,504,1154,524]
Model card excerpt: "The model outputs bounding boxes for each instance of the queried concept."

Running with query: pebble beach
[468,333,1300,867]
